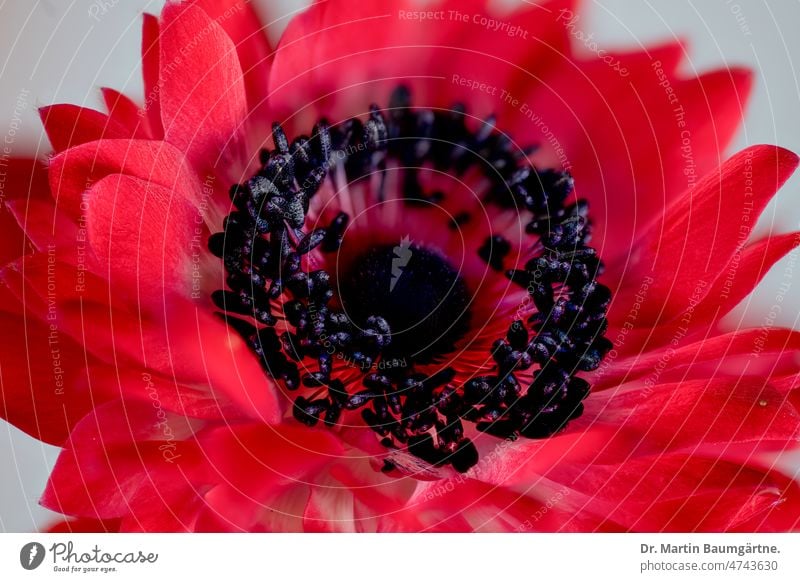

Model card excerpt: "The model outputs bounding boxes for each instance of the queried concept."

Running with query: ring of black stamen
[208,87,612,473]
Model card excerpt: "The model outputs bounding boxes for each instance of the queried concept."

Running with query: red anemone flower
[2,0,800,532]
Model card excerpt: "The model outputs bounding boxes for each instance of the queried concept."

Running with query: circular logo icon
[20,542,46,570]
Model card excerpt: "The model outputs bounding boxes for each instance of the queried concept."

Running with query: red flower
[1,0,799,532]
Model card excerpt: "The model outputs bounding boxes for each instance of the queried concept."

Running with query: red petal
[610,145,799,325]
[85,173,199,298]
[1,253,112,327]
[158,2,247,167]
[302,484,359,533]
[268,0,574,126]
[5,198,87,267]
[92,366,235,421]
[609,233,800,346]
[101,87,152,138]
[41,400,203,520]
[542,453,800,531]
[0,204,30,265]
[1,156,50,195]
[697,231,800,323]
[195,483,310,532]
[202,423,343,495]
[47,139,203,219]
[39,105,130,153]
[510,41,752,258]
[585,377,800,456]
[0,158,48,264]
[593,327,800,388]
[99,299,284,422]
[142,301,285,422]
[117,468,208,532]
[3,256,281,422]
[190,0,273,114]
[0,311,116,445]
[397,477,614,532]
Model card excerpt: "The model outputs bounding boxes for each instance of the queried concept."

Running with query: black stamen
[208,87,612,473]
[449,211,471,230]
[478,235,511,271]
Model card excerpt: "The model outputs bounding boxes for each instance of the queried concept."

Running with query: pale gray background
[1,0,799,531]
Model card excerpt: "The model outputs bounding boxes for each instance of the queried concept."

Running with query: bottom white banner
[0,533,798,581]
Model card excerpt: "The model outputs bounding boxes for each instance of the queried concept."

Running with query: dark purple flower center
[341,243,472,364]
[208,87,612,473]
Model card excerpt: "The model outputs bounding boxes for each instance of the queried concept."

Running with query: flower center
[208,87,612,473]
[341,243,471,363]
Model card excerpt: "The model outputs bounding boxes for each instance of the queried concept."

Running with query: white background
[1,0,799,532]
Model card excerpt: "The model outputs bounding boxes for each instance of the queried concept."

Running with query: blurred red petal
[41,399,204,519]
[0,312,116,445]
